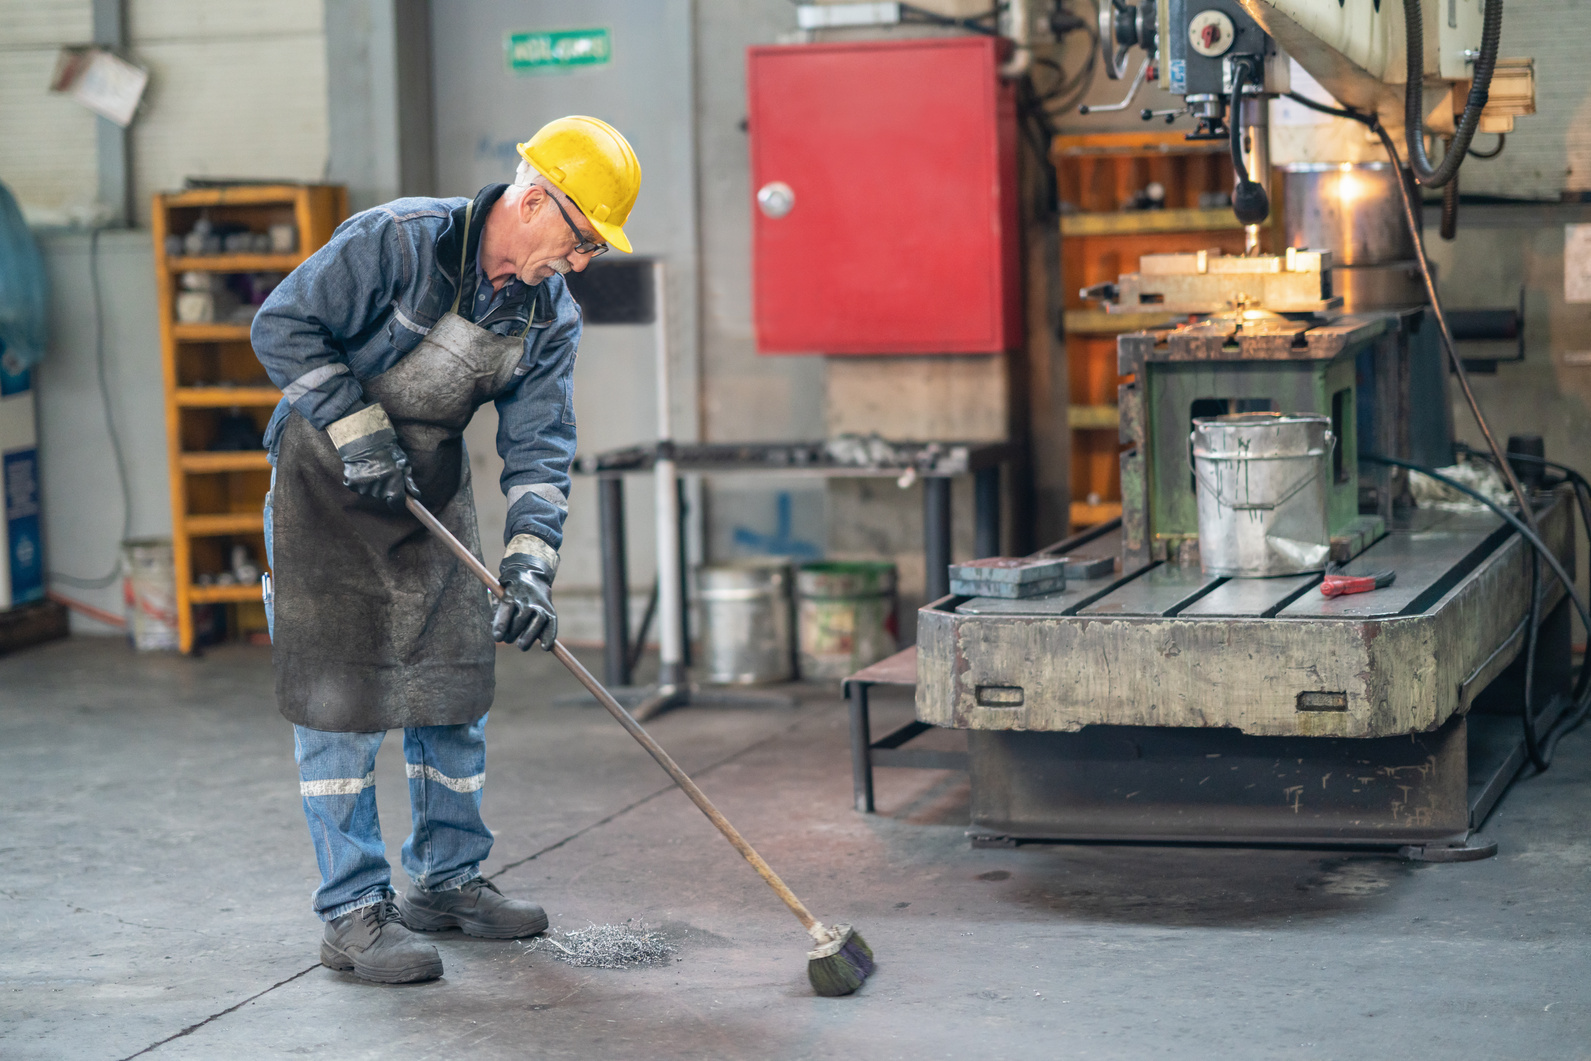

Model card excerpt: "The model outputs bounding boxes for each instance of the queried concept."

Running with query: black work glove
[326,404,418,512]
[493,552,557,651]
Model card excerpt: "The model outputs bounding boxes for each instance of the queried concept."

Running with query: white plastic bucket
[122,538,179,650]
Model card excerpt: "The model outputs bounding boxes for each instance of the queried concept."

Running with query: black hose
[1283,86,1540,529]
[1468,133,1507,159]
[1522,550,1547,770]
[1366,120,1539,531]
[1227,56,1269,225]
[1440,168,1460,241]
[1404,0,1503,188]
[1365,453,1591,766]
[1283,90,1361,123]
[1459,446,1591,706]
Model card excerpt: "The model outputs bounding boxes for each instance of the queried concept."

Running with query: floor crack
[115,962,319,1060]
[487,719,803,880]
[54,899,302,948]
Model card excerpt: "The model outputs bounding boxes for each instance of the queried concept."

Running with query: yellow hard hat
[517,116,641,254]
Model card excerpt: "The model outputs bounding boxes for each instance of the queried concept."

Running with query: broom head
[807,924,874,997]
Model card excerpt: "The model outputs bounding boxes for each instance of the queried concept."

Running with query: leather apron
[271,204,534,731]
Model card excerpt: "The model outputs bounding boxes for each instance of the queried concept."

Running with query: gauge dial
[1188,9,1235,57]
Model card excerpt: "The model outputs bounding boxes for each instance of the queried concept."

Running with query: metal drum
[1282,162,1412,265]
[796,561,898,680]
[696,560,794,685]
[1190,413,1334,577]
[1284,162,1423,311]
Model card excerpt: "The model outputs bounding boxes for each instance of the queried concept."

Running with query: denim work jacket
[251,184,578,555]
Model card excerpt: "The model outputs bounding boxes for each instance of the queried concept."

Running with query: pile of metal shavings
[525,920,674,969]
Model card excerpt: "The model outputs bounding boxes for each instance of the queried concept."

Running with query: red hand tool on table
[1320,561,1396,597]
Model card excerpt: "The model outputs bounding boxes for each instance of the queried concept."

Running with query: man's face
[502,184,605,285]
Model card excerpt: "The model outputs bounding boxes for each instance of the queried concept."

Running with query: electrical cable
[1403,0,1502,188]
[1365,454,1591,768]
[1468,133,1507,160]
[48,226,134,591]
[1440,169,1460,241]
[1457,445,1591,708]
[1283,85,1539,531]
[1226,56,1269,224]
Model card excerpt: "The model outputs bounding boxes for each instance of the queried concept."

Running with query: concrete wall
[1425,202,1591,623]
[0,1,331,225]
[428,0,700,640]
[126,1,330,225]
[0,0,99,225]
[34,230,170,633]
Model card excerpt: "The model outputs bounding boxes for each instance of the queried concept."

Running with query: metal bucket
[796,561,898,680]
[696,560,793,685]
[1282,162,1413,265]
[1191,413,1334,577]
[121,538,179,651]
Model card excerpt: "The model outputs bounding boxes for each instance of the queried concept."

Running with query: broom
[405,496,876,996]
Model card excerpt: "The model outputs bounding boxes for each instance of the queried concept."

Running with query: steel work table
[574,440,1014,686]
[917,493,1578,855]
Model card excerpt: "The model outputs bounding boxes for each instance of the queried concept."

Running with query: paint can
[796,561,898,680]
[695,560,794,685]
[121,538,179,651]
[1191,413,1334,576]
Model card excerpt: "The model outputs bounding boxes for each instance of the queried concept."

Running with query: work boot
[320,899,444,983]
[398,877,548,939]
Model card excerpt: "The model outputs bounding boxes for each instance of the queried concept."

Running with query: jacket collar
[435,182,510,305]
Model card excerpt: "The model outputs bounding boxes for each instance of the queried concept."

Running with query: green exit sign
[505,28,612,73]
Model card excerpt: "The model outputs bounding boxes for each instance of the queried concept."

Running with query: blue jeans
[293,719,495,920]
[268,471,493,921]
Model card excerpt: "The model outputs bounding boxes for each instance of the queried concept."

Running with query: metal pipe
[848,682,875,813]
[598,474,631,687]
[653,261,687,689]
[974,466,1000,559]
[924,476,952,601]
[1240,93,1270,253]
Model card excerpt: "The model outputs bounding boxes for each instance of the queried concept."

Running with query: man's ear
[518,186,541,224]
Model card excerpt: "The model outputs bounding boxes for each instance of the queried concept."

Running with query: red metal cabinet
[747,36,1021,356]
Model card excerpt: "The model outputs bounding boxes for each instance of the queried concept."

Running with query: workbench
[916,491,1577,857]
[575,440,1014,686]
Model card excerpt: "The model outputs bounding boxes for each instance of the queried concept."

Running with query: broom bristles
[807,924,874,997]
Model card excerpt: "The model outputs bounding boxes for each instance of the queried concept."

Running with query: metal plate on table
[1178,574,1318,618]
[1279,509,1506,619]
[955,571,1122,616]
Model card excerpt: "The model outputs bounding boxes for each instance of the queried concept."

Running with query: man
[252,116,641,984]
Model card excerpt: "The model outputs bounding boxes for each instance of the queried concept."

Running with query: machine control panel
[1187,9,1235,57]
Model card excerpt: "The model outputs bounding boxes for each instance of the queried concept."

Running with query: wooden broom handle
[404,496,830,942]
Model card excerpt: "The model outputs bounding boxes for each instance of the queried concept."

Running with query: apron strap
[450,200,474,316]
[454,197,537,339]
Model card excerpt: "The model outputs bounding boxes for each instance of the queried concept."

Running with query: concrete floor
[3,638,1590,1060]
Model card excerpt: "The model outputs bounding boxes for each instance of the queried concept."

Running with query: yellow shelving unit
[152,183,347,652]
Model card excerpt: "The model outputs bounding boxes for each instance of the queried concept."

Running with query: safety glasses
[546,191,609,257]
